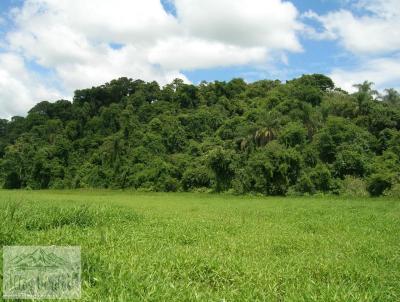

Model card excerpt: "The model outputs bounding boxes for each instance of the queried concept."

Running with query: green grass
[0,190,399,301]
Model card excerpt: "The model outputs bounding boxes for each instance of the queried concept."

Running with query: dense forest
[1,75,399,196]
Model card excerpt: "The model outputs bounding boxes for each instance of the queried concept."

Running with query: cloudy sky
[0,0,399,118]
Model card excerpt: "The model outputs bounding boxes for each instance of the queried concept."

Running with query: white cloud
[307,0,400,54]
[174,0,302,50]
[305,0,400,93]
[7,0,185,91]
[56,45,189,91]
[0,53,64,118]
[330,56,400,92]
[0,0,303,118]
[149,38,268,70]
[10,0,178,45]
[355,0,400,18]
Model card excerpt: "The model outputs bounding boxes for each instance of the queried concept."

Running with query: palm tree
[353,81,378,114]
[383,88,400,106]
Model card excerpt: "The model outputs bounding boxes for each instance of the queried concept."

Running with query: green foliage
[339,176,369,197]
[384,183,400,197]
[333,149,367,178]
[279,122,308,147]
[367,173,394,197]
[313,117,375,163]
[247,142,302,195]
[207,147,235,192]
[0,76,399,196]
[293,163,335,195]
[182,166,213,191]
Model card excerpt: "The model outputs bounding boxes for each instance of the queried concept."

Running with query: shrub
[3,172,21,189]
[50,178,65,189]
[207,147,235,192]
[339,176,368,197]
[295,174,316,194]
[291,164,335,195]
[162,176,180,192]
[333,149,367,178]
[367,173,393,197]
[310,163,333,192]
[247,142,302,195]
[279,122,308,147]
[182,166,213,191]
[384,183,400,197]
[231,169,251,195]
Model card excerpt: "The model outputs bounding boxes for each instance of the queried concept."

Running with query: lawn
[0,190,399,301]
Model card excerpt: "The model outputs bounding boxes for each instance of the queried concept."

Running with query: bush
[247,142,302,195]
[50,178,65,189]
[367,173,393,197]
[295,174,316,195]
[310,164,333,192]
[162,176,180,192]
[4,172,21,189]
[339,176,368,197]
[290,164,336,195]
[231,169,250,195]
[279,122,307,147]
[384,183,400,197]
[182,166,213,191]
[333,149,367,178]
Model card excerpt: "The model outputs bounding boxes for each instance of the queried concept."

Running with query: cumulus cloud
[0,0,303,118]
[330,56,400,92]
[148,38,268,70]
[306,0,400,54]
[174,0,302,50]
[305,0,400,93]
[6,0,185,90]
[0,53,64,118]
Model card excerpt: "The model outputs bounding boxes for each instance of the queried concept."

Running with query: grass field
[0,190,399,301]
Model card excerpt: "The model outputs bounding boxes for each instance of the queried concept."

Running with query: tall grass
[0,190,399,301]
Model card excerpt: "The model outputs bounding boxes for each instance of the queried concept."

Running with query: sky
[0,0,399,118]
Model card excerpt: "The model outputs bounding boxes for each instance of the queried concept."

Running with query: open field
[0,190,399,301]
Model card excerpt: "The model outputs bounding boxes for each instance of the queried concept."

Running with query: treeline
[1,75,400,196]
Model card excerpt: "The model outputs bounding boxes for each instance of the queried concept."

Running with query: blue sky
[163,0,348,83]
[0,0,399,118]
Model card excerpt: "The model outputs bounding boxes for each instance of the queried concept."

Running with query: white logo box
[3,246,81,300]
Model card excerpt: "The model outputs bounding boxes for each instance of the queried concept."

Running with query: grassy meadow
[0,190,399,301]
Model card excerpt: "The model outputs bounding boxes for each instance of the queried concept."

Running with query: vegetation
[0,190,399,301]
[1,75,399,196]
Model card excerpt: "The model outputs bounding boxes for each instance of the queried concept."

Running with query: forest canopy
[1,75,399,196]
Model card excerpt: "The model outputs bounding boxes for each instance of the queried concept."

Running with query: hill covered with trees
[1,75,399,196]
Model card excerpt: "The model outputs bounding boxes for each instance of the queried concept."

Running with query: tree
[207,147,235,192]
[293,74,335,92]
[173,81,199,108]
[247,142,302,195]
[0,75,399,196]
[333,149,367,178]
[313,117,374,163]
[383,88,400,107]
[279,122,307,147]
[295,164,334,194]
[353,81,378,114]
[182,166,213,191]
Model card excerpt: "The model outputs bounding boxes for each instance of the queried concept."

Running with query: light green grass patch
[0,190,399,301]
